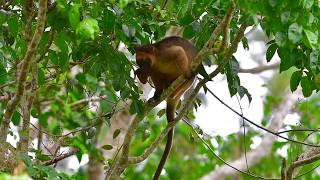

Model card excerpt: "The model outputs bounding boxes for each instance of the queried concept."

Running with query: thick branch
[239,63,279,74]
[17,60,38,154]
[200,91,301,180]
[286,148,320,180]
[0,0,47,142]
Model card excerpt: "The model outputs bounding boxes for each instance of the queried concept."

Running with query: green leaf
[266,43,278,62]
[157,109,166,117]
[7,16,19,37]
[129,99,144,116]
[275,32,286,47]
[0,63,7,85]
[55,35,68,54]
[183,25,195,39]
[242,37,249,50]
[301,76,314,97]
[12,111,21,126]
[102,144,113,150]
[38,68,45,86]
[119,0,130,8]
[180,13,194,25]
[36,151,51,161]
[281,11,290,24]
[38,113,49,128]
[288,23,303,44]
[76,18,100,40]
[302,0,314,9]
[113,129,121,139]
[103,10,116,33]
[310,51,318,73]
[268,0,277,7]
[278,47,294,72]
[290,71,302,92]
[75,73,86,85]
[120,88,130,99]
[304,29,318,49]
[238,86,252,103]
[68,4,81,29]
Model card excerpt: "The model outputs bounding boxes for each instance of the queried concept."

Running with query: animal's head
[134,45,156,84]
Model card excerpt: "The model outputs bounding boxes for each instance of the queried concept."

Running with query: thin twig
[193,120,279,180]
[44,148,79,165]
[276,128,320,135]
[206,89,320,147]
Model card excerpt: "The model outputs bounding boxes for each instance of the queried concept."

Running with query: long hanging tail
[153,100,176,180]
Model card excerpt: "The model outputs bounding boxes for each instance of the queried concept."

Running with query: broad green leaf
[120,88,131,99]
[7,16,19,37]
[180,13,194,25]
[119,0,130,8]
[103,10,116,33]
[183,25,195,39]
[302,0,314,9]
[290,71,302,92]
[75,73,86,85]
[38,68,45,86]
[301,76,314,97]
[12,111,21,126]
[68,4,81,29]
[76,18,100,40]
[129,99,144,116]
[304,29,318,49]
[55,36,68,54]
[278,47,294,72]
[266,43,278,62]
[288,23,303,44]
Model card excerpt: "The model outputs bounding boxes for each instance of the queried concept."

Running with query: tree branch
[17,59,38,154]
[0,0,48,142]
[286,148,320,180]
[44,148,79,165]
[239,63,279,74]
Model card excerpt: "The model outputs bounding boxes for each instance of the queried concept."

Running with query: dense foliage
[0,0,320,179]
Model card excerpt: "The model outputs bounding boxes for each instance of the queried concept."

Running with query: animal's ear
[135,68,149,84]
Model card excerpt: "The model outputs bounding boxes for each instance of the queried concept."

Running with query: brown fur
[135,36,198,180]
